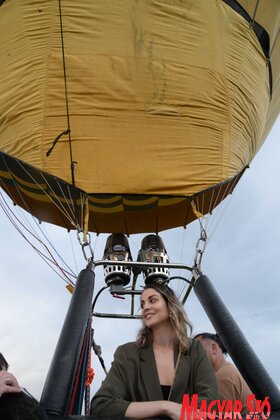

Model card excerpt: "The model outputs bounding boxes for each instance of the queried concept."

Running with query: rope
[67,314,93,415]
[85,318,94,415]
[179,180,238,303]
[58,0,76,188]
[191,200,203,218]
[15,159,77,227]
[68,324,89,414]
[78,330,90,413]
[205,173,243,240]
[0,190,75,285]
[83,196,89,242]
[252,0,260,23]
[46,129,70,157]
[69,231,79,275]
[270,25,280,58]
[2,155,95,284]
[55,179,77,223]
[0,167,75,278]
[0,156,82,285]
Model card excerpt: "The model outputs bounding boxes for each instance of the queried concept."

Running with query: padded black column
[40,268,95,415]
[194,273,280,411]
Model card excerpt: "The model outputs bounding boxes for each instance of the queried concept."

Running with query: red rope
[68,325,88,414]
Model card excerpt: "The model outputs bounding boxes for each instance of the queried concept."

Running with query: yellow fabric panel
[40,0,233,195]
[0,0,278,205]
[0,1,54,168]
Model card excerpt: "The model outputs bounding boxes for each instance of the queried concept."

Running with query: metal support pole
[193,273,280,411]
[40,268,95,415]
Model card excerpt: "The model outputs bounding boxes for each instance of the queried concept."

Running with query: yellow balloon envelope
[0,0,279,233]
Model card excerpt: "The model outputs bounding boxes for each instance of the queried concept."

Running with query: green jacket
[91,340,219,417]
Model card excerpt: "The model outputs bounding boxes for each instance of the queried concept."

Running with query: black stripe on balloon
[222,0,272,96]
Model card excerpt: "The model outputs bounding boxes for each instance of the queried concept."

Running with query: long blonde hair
[136,283,193,352]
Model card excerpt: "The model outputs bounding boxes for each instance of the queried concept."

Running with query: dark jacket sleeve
[0,392,47,420]
[90,345,132,417]
[190,340,219,403]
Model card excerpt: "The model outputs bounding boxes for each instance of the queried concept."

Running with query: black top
[160,385,171,401]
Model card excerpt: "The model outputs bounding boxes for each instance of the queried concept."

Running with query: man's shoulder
[216,362,241,380]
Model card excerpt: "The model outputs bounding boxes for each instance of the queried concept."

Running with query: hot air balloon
[1,0,279,235]
[0,0,280,418]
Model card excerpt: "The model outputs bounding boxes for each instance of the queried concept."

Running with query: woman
[91,283,219,419]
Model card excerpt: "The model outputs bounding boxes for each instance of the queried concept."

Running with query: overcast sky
[1,116,279,404]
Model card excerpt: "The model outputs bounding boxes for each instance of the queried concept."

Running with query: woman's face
[141,288,170,329]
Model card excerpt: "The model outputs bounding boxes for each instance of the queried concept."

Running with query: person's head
[0,353,9,371]
[194,332,227,371]
[136,283,192,352]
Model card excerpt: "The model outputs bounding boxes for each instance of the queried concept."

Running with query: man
[195,332,252,414]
